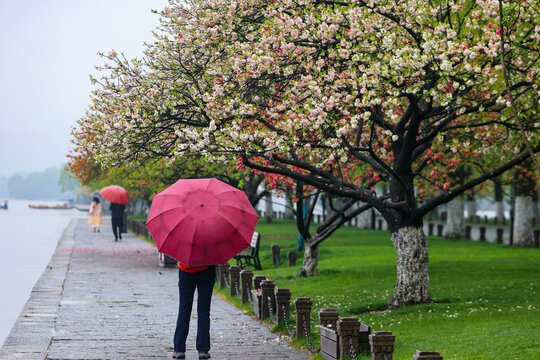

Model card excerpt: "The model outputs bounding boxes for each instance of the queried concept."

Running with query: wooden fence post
[272,244,281,266]
[261,280,276,320]
[229,265,241,296]
[369,331,395,360]
[253,275,266,289]
[465,225,471,240]
[358,323,372,353]
[294,297,313,338]
[274,287,291,323]
[287,251,297,266]
[318,308,339,329]
[240,269,253,304]
[496,228,504,244]
[337,317,360,359]
[218,264,230,288]
[479,226,486,242]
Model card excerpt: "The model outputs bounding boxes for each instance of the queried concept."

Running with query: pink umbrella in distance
[145,178,259,267]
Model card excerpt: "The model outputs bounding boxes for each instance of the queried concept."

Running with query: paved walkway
[0,218,309,360]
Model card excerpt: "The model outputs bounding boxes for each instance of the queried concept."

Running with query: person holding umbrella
[99,185,130,241]
[146,178,259,359]
[109,201,126,241]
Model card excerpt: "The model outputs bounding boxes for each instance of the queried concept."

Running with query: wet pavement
[0,218,309,360]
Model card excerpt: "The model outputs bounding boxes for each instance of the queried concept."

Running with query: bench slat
[320,326,338,341]
[233,231,262,270]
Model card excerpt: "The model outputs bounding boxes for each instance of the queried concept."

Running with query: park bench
[233,231,262,270]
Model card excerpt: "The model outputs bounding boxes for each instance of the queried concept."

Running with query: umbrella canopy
[100,185,130,204]
[146,178,259,267]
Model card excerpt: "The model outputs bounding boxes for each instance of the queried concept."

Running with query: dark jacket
[109,203,126,218]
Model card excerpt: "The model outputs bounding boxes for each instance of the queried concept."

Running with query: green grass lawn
[215,219,539,360]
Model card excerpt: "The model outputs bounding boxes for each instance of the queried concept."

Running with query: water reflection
[0,199,85,347]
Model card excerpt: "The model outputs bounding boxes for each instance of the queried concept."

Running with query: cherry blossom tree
[72,0,539,308]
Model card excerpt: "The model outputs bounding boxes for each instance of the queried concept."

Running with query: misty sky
[0,0,168,177]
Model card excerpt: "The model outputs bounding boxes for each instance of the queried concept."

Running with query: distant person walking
[88,197,103,232]
[109,202,126,241]
[173,263,216,359]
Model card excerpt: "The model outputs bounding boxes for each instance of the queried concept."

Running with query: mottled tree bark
[513,197,534,247]
[444,199,465,239]
[387,227,431,309]
[297,244,319,276]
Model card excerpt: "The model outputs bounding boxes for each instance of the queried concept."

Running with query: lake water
[0,199,85,347]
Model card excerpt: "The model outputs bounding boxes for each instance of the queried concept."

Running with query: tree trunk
[437,204,446,221]
[265,192,273,224]
[355,202,372,229]
[387,226,431,309]
[533,191,539,225]
[297,244,319,277]
[513,196,534,247]
[495,201,505,223]
[283,197,294,220]
[494,180,505,222]
[444,199,465,239]
[466,196,477,221]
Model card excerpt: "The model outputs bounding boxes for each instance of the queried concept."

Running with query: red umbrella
[100,185,130,204]
[145,178,259,267]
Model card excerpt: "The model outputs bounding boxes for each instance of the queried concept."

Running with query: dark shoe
[115,238,118,242]
[198,352,211,359]
[172,352,185,359]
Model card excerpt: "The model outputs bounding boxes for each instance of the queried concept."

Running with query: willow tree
[73,0,539,308]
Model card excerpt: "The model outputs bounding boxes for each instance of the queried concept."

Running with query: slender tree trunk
[513,196,534,247]
[265,192,273,224]
[444,199,465,239]
[512,165,536,247]
[355,202,371,229]
[437,204,446,220]
[297,243,319,276]
[494,181,505,223]
[532,191,539,225]
[495,201,505,222]
[466,192,477,221]
[283,197,294,220]
[322,196,330,222]
[387,226,431,309]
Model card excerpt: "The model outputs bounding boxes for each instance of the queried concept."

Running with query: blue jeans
[173,266,216,353]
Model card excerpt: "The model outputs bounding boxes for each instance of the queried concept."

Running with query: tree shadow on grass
[348,303,388,315]
[318,268,342,276]
[430,297,454,304]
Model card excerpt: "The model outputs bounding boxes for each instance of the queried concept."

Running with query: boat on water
[28,203,72,210]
